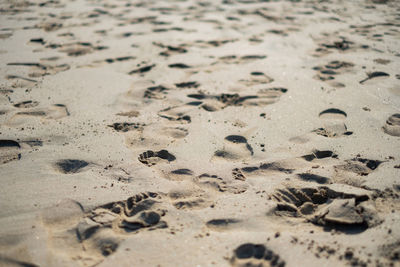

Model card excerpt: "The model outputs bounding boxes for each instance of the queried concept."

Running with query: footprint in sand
[333,157,383,187]
[213,135,253,161]
[108,122,145,133]
[7,62,70,78]
[194,173,247,194]
[239,71,274,86]
[58,42,107,57]
[230,243,286,267]
[0,140,21,165]
[271,186,381,233]
[138,150,176,166]
[167,188,213,210]
[158,105,192,124]
[313,108,353,138]
[188,88,287,112]
[233,160,295,180]
[55,159,90,174]
[13,100,39,108]
[382,114,400,137]
[42,193,168,266]
[6,74,37,88]
[6,104,69,126]
[216,54,267,65]
[143,85,169,100]
[205,218,241,232]
[313,60,354,87]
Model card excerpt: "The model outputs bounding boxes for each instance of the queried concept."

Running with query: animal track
[231,243,285,267]
[383,114,400,136]
[272,186,380,232]
[138,150,176,166]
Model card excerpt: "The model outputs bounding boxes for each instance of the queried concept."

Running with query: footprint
[55,159,89,174]
[175,81,200,89]
[334,157,383,177]
[6,74,37,88]
[167,188,213,209]
[314,108,352,138]
[58,42,106,57]
[301,149,338,161]
[187,88,287,112]
[6,104,69,126]
[230,243,286,267]
[217,54,267,65]
[163,168,194,181]
[168,63,191,69]
[161,127,188,139]
[206,218,241,231]
[143,85,169,99]
[271,186,380,232]
[382,114,400,136]
[239,72,274,86]
[7,62,70,77]
[238,161,295,178]
[319,108,347,120]
[213,135,253,161]
[13,100,39,108]
[359,71,389,84]
[158,105,191,123]
[297,173,330,184]
[128,64,156,75]
[72,192,167,262]
[194,173,247,194]
[138,150,176,166]
[153,42,187,57]
[232,168,246,181]
[313,61,354,87]
[116,110,139,118]
[108,122,144,132]
[0,140,21,165]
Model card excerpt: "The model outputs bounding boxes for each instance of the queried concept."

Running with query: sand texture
[0,0,400,266]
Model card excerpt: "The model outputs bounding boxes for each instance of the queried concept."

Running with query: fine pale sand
[1,0,400,266]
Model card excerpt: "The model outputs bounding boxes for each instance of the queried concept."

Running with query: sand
[0,0,400,266]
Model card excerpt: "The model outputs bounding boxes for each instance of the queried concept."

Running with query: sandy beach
[0,0,399,266]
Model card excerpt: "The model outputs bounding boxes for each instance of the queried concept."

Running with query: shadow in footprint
[138,150,176,166]
[55,159,89,174]
[231,243,285,267]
